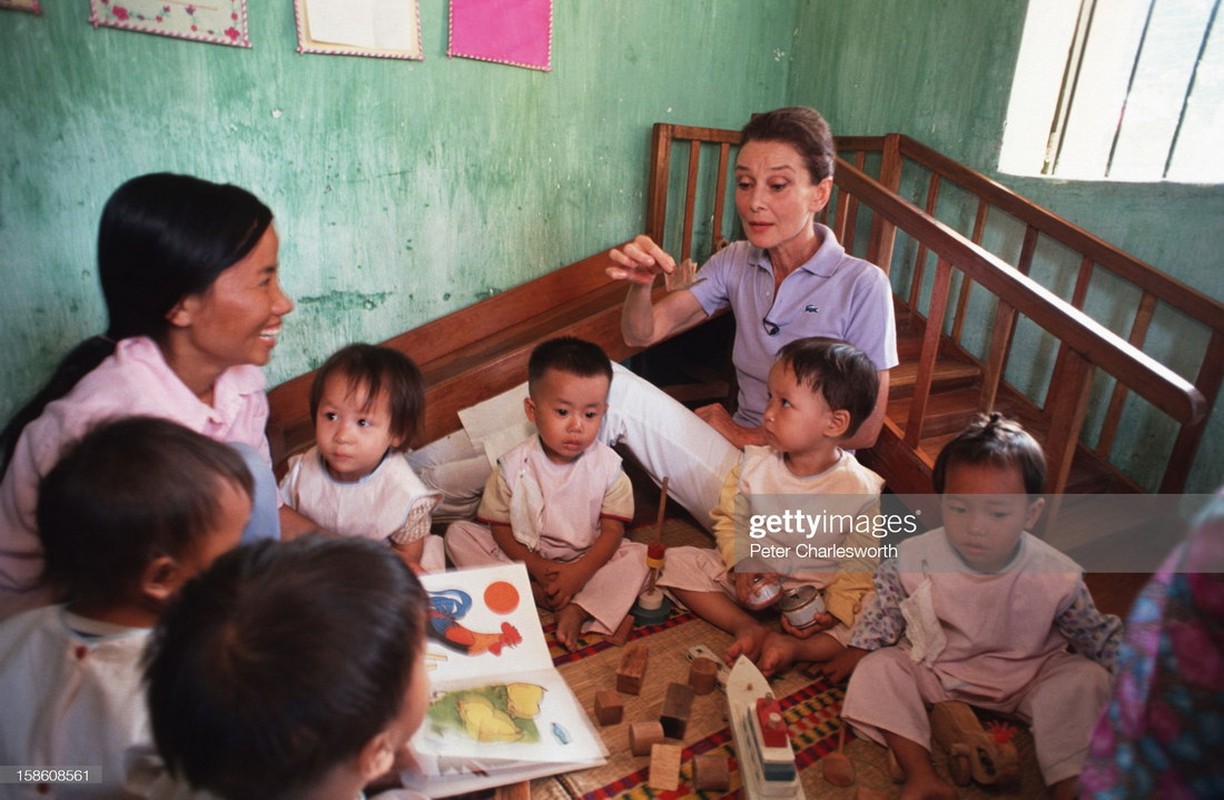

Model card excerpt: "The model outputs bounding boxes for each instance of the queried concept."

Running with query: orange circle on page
[484,581,520,614]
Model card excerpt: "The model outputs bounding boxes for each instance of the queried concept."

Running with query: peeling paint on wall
[296,290,392,314]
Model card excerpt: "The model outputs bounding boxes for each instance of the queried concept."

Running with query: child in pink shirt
[839,414,1121,800]
[445,337,645,650]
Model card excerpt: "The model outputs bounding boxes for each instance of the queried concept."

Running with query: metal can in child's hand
[776,584,826,629]
[744,573,783,610]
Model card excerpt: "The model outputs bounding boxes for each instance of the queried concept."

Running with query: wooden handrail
[856,135,1224,335]
[833,160,1207,427]
[838,133,1221,493]
[901,137,1223,330]
[647,121,1216,492]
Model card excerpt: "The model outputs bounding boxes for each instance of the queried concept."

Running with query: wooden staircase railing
[645,124,1217,495]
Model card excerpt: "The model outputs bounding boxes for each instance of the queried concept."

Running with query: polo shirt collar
[746,223,846,278]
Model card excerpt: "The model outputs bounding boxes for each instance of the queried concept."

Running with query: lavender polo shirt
[687,224,898,427]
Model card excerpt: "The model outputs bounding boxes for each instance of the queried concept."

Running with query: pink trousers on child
[445,520,648,636]
[841,646,1112,786]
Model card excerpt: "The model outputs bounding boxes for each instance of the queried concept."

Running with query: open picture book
[402,562,607,797]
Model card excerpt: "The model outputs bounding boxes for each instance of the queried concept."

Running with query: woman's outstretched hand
[607,235,676,286]
[695,403,768,450]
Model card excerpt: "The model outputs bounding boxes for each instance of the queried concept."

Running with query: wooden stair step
[887,387,1028,439]
[888,358,982,394]
[881,373,1138,496]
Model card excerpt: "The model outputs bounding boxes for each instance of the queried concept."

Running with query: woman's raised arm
[607,235,707,348]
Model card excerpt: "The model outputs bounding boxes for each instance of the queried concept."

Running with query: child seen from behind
[145,535,429,800]
[840,413,1122,800]
[0,416,252,797]
[445,337,646,650]
[279,344,443,571]
[658,337,885,675]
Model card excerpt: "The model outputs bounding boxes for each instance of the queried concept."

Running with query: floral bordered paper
[0,0,42,14]
[448,0,552,72]
[294,0,423,61]
[89,0,251,48]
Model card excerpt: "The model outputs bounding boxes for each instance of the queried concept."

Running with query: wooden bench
[266,245,648,468]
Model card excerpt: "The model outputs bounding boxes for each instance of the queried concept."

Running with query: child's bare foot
[757,630,800,676]
[555,603,589,651]
[886,735,959,800]
[726,621,770,663]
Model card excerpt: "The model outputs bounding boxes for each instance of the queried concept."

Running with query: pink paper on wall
[448,0,552,72]
[89,0,250,48]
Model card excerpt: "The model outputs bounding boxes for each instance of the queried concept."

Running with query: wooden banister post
[680,139,701,263]
[645,123,673,244]
[904,257,954,449]
[979,299,1017,413]
[711,142,732,254]
[908,172,942,310]
[1043,349,1095,495]
[1161,329,1224,493]
[866,133,903,274]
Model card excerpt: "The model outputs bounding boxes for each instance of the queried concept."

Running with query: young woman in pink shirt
[0,173,313,620]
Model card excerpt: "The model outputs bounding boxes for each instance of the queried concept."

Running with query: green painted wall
[791,0,1223,492]
[0,1,795,403]
[2,1,1219,491]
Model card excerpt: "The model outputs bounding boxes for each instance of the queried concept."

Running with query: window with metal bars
[999,0,1222,182]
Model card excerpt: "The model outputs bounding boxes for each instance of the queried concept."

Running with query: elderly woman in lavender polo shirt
[603,109,895,497]
[415,107,896,530]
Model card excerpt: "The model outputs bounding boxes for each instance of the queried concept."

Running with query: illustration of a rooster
[427,589,522,656]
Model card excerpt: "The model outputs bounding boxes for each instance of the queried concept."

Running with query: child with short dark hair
[658,337,885,672]
[0,416,252,796]
[145,535,429,800]
[841,413,1122,800]
[444,337,646,650]
[279,343,443,571]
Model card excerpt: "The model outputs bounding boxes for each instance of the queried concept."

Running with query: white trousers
[409,364,739,530]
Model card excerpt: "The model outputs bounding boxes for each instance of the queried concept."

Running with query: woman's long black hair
[0,173,273,477]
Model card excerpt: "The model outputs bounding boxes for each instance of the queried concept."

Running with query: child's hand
[542,561,587,610]
[732,571,781,608]
[780,611,836,638]
[732,571,760,606]
[820,646,869,684]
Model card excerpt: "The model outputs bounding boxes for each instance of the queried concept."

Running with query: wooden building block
[493,781,531,800]
[616,643,649,695]
[693,753,730,791]
[606,614,634,646]
[629,720,665,756]
[593,689,623,726]
[659,682,694,739]
[688,656,718,695]
[648,743,683,791]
